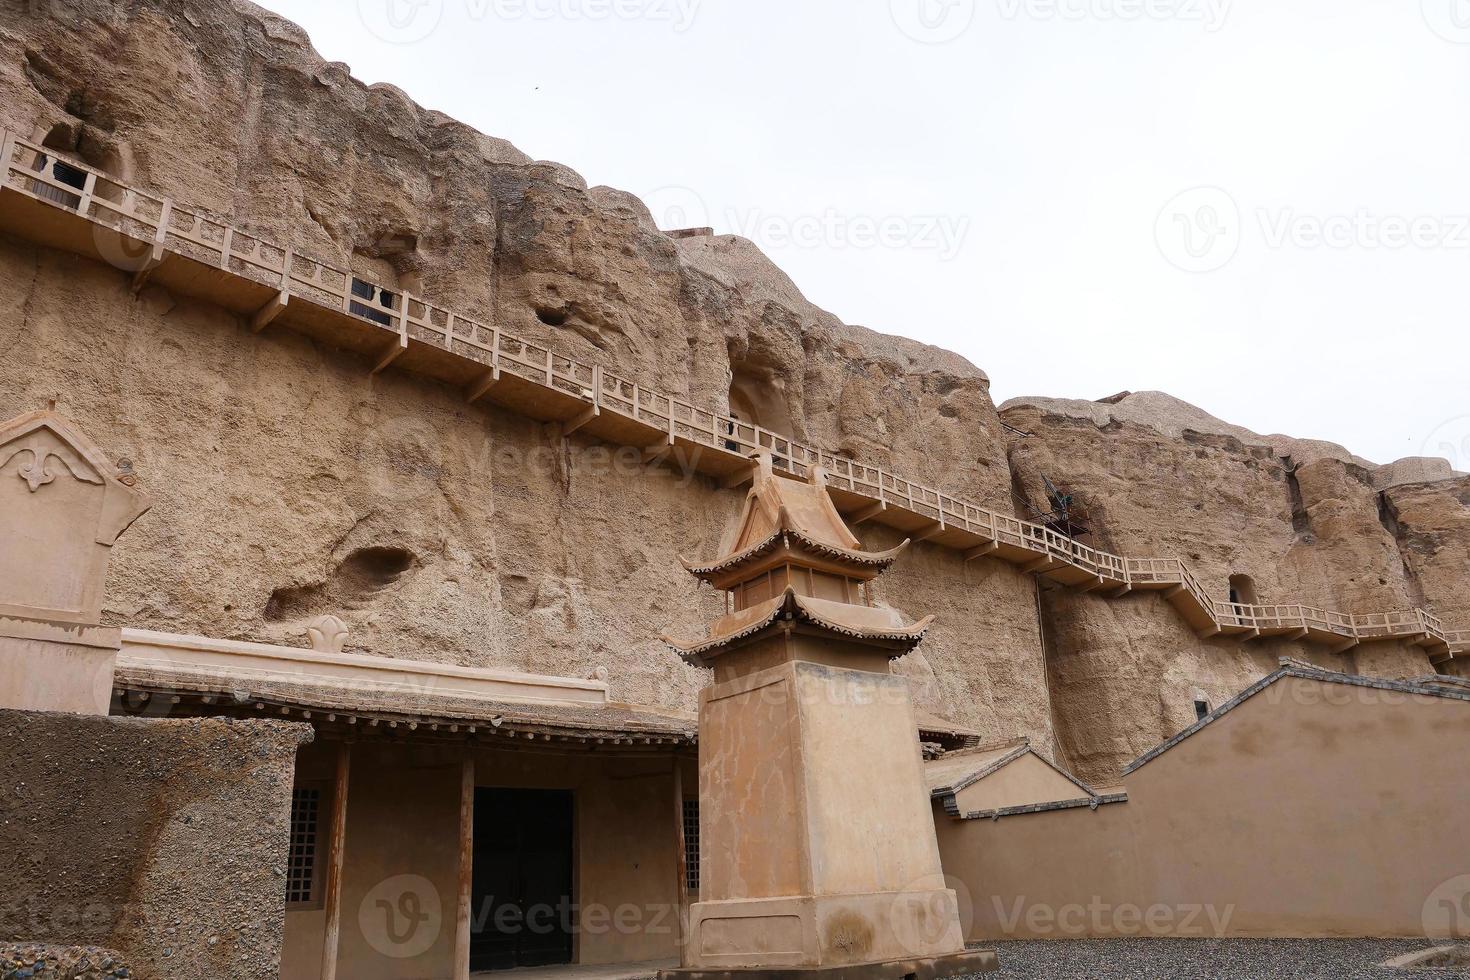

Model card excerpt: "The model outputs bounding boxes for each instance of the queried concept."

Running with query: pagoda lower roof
[680,525,910,583]
[662,587,934,666]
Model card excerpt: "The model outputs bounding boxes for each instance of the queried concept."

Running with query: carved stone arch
[0,410,150,622]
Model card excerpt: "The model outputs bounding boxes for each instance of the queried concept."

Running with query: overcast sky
[258,0,1469,469]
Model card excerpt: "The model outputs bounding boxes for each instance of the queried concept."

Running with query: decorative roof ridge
[661,588,934,661]
[679,519,911,578]
[929,742,1032,799]
[934,735,1031,757]
[927,740,1097,804]
[660,592,790,659]
[788,591,935,644]
[954,793,1130,822]
[1122,664,1470,776]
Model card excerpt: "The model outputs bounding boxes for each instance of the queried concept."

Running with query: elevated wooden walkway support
[0,130,1463,667]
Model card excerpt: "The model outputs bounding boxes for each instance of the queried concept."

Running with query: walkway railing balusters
[0,128,1463,663]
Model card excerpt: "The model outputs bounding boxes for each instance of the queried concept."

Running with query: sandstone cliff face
[1003,395,1453,781]
[0,0,1037,743]
[1387,475,1470,678]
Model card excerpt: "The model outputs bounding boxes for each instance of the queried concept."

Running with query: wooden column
[672,757,688,954]
[454,752,476,980]
[320,740,352,980]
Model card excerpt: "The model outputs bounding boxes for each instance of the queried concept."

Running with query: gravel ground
[960,938,1470,979]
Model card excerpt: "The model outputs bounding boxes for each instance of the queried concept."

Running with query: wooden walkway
[1,130,1462,666]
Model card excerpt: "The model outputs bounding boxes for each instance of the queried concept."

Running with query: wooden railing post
[154,198,173,249]
[76,170,97,216]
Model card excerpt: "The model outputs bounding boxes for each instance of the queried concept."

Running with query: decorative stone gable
[0,410,150,714]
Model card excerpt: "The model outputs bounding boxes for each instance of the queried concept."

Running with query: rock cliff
[0,0,1037,747]
[0,0,1464,786]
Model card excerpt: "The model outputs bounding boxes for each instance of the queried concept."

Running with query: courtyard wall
[0,710,308,980]
[935,673,1470,940]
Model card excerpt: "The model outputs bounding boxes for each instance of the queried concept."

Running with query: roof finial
[307,614,349,654]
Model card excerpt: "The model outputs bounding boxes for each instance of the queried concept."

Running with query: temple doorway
[471,788,576,972]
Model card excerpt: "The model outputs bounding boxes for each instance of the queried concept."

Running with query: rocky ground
[0,944,132,979]
[976,938,1470,978]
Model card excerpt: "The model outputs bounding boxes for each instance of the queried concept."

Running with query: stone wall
[0,711,309,980]
[936,671,1470,940]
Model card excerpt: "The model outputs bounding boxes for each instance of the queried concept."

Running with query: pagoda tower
[661,454,996,980]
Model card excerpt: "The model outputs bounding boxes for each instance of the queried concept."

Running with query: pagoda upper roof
[681,455,910,585]
[679,516,910,583]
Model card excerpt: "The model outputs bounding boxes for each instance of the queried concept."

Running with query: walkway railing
[0,129,1463,664]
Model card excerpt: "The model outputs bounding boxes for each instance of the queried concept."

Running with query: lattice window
[286,786,323,907]
[682,798,700,894]
[350,276,396,327]
[31,153,85,209]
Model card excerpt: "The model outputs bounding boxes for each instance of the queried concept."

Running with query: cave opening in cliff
[1228,574,1259,610]
[31,123,87,209]
[536,305,569,327]
[726,368,794,447]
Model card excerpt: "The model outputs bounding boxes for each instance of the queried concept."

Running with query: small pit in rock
[536,306,569,327]
[264,546,417,620]
[337,546,415,595]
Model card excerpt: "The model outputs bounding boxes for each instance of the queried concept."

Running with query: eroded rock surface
[0,0,1033,743]
[0,0,1464,784]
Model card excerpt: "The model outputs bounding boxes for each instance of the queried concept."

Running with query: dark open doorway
[471,788,575,972]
